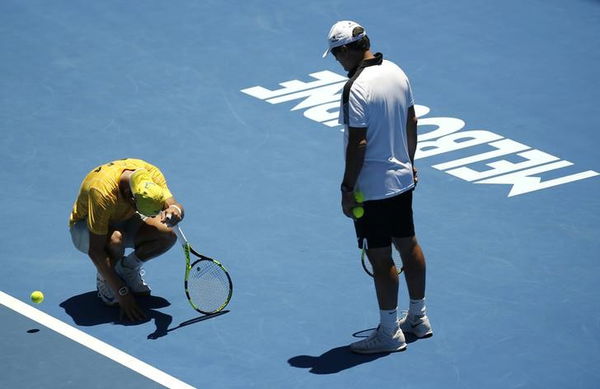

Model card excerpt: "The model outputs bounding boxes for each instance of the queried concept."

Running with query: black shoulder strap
[342,67,366,125]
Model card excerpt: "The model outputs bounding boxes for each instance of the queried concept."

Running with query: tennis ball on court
[30,291,44,304]
[352,206,364,219]
[354,191,365,203]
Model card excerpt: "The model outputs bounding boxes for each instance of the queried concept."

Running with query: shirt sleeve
[406,79,415,107]
[87,188,112,235]
[347,83,369,128]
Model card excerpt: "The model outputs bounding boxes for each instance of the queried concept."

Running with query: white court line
[0,290,195,389]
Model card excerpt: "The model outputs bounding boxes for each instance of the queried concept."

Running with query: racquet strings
[187,260,231,313]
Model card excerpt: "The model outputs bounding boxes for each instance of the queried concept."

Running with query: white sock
[408,298,426,317]
[380,308,398,332]
[123,252,143,269]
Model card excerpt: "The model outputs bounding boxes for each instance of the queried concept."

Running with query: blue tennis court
[1,1,599,388]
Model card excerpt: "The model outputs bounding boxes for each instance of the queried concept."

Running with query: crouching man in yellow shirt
[69,158,184,321]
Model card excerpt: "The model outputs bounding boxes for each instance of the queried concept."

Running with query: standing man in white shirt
[323,20,433,354]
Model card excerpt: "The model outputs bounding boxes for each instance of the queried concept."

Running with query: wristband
[168,204,182,215]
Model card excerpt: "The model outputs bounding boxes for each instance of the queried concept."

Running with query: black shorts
[354,189,415,249]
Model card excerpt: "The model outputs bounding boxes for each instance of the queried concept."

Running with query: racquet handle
[164,213,187,243]
[173,225,188,244]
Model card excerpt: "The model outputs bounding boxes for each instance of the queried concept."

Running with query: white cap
[322,20,366,58]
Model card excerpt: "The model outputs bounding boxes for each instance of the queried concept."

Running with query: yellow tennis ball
[352,206,364,219]
[30,291,44,304]
[354,191,365,203]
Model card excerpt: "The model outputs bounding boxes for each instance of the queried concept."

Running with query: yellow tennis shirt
[69,159,173,235]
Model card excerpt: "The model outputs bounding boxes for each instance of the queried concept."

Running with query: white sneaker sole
[350,344,407,354]
[401,326,433,339]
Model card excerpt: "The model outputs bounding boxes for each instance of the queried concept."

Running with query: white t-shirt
[340,54,415,201]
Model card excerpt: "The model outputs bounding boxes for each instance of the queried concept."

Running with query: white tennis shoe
[96,273,117,306]
[398,312,433,338]
[114,257,151,295]
[350,325,407,354]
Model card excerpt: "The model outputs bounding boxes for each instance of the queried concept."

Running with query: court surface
[1,1,599,388]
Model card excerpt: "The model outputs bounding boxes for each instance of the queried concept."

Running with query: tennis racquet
[360,238,404,277]
[173,226,233,314]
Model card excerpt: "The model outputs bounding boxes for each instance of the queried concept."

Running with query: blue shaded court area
[1,1,599,388]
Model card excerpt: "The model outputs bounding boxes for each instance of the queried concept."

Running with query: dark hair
[346,26,370,52]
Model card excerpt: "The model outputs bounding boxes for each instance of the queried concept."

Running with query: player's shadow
[60,291,173,335]
[288,328,417,374]
[288,346,390,374]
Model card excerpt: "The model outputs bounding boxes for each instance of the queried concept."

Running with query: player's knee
[368,254,395,273]
[371,262,393,276]
[394,236,418,256]
[109,230,124,247]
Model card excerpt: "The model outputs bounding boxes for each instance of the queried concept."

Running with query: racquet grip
[174,225,187,244]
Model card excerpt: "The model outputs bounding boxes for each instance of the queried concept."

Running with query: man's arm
[341,126,367,218]
[88,232,146,321]
[405,105,419,183]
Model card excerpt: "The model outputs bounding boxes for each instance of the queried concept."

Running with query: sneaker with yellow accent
[114,257,151,295]
[350,325,407,354]
[398,312,433,338]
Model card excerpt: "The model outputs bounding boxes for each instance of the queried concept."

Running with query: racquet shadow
[60,291,173,334]
[288,327,416,374]
[147,310,230,340]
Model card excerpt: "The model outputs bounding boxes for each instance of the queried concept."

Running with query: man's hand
[161,204,183,226]
[118,293,147,322]
[413,166,418,188]
[341,191,361,219]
